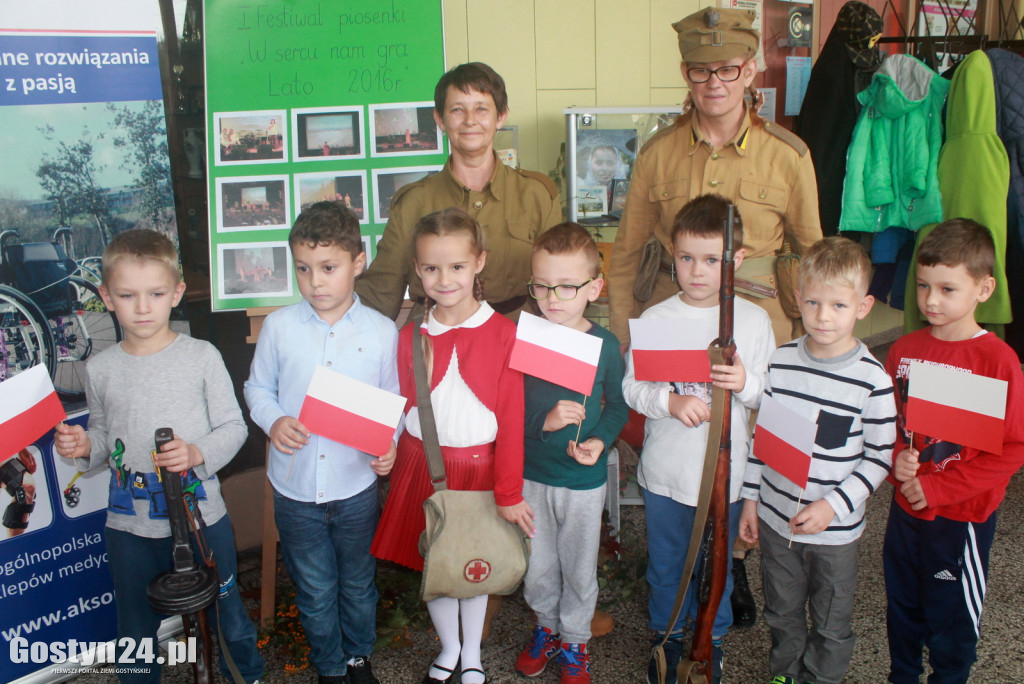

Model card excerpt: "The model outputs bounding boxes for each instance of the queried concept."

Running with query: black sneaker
[647,635,684,684]
[711,642,724,684]
[730,555,757,627]
[346,656,380,684]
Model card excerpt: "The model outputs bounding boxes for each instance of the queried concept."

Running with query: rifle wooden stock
[687,204,737,681]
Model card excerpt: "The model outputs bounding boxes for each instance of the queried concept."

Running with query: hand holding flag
[0,365,66,456]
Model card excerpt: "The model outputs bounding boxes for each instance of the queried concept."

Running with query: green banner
[204,0,446,310]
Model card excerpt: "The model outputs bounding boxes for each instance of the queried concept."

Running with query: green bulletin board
[204,0,447,311]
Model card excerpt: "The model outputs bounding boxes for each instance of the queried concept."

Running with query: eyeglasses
[686,65,742,84]
[527,279,594,301]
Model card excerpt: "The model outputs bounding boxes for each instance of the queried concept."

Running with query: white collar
[424,301,495,335]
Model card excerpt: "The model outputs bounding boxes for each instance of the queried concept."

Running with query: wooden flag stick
[789,488,805,549]
[574,394,588,444]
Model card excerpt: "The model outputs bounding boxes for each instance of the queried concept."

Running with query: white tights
[426,595,488,684]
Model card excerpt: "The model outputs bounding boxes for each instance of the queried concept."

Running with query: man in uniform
[356,62,561,321]
[607,7,822,349]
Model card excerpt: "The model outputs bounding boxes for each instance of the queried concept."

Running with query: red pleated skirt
[371,431,496,571]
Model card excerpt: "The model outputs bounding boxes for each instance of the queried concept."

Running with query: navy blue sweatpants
[882,503,996,684]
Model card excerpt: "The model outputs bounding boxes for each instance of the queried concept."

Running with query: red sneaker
[560,643,591,684]
[514,625,561,677]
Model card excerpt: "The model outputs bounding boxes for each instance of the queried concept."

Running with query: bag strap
[651,344,728,684]
[412,318,448,492]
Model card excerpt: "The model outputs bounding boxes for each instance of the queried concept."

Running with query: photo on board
[215,175,290,232]
[292,106,364,161]
[575,128,637,188]
[369,102,442,157]
[217,242,293,299]
[371,165,443,223]
[214,110,287,165]
[294,170,368,224]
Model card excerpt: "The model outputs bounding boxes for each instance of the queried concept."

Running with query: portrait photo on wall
[292,106,364,161]
[215,175,290,232]
[371,165,443,223]
[214,110,287,165]
[575,128,637,189]
[218,242,292,299]
[369,102,442,157]
[294,171,368,224]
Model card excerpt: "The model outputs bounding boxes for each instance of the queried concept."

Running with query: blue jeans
[273,483,379,677]
[643,488,741,637]
[106,517,265,684]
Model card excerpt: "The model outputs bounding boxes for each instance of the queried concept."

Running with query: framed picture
[292,106,364,161]
[576,185,609,219]
[213,110,287,165]
[610,178,630,217]
[369,102,442,157]
[371,165,443,223]
[215,175,290,233]
[575,128,637,187]
[217,242,293,300]
[294,170,369,224]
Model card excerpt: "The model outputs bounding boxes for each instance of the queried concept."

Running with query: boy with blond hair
[54,229,264,684]
[244,201,399,684]
[884,219,1024,684]
[514,222,628,684]
[740,236,896,684]
[623,194,775,684]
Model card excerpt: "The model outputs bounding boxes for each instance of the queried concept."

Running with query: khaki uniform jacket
[355,154,561,320]
[607,110,822,345]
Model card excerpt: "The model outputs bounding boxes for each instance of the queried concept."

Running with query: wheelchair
[0,229,122,402]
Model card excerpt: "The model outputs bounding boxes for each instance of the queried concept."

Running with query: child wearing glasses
[513,223,629,684]
[622,195,775,684]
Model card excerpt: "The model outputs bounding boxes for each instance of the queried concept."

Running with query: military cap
[673,6,760,63]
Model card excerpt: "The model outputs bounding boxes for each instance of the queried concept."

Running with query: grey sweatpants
[522,479,607,644]
[760,523,859,684]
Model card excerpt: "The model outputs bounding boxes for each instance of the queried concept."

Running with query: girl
[371,207,534,684]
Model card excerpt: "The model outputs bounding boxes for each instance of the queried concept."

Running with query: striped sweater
[741,337,897,545]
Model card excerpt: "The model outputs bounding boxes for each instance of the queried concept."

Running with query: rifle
[685,203,736,681]
[651,205,737,684]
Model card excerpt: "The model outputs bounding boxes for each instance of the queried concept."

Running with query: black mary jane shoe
[422,661,456,684]
[460,667,487,684]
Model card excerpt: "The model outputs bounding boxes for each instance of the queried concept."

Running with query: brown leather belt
[413,294,527,314]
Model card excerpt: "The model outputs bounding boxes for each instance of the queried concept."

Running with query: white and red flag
[0,365,66,455]
[509,312,603,396]
[906,361,1007,454]
[298,365,406,456]
[753,394,816,488]
[628,317,714,383]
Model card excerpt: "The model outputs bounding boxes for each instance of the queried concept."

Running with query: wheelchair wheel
[0,284,56,382]
[50,276,122,402]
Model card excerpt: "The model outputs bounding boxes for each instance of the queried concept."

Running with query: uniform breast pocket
[649,180,689,221]
[507,216,537,244]
[815,411,854,451]
[738,178,788,208]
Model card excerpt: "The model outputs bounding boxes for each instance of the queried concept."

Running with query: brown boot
[590,610,614,637]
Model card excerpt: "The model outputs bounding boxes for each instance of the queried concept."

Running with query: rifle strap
[651,344,728,684]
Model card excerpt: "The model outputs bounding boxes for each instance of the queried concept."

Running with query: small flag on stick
[0,365,66,455]
[509,312,602,396]
[298,366,406,456]
[906,362,1007,454]
[753,394,815,488]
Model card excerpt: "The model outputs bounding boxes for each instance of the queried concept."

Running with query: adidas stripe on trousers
[883,503,996,684]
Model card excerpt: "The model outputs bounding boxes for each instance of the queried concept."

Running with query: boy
[53,229,264,684]
[738,236,896,684]
[244,201,400,684]
[514,223,629,684]
[884,219,1024,684]
[621,194,775,684]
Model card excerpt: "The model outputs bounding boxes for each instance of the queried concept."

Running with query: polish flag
[906,362,1007,454]
[298,366,406,456]
[0,365,66,455]
[509,312,603,396]
[753,394,816,488]
[628,317,714,382]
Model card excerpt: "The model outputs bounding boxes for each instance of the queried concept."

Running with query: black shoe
[647,635,684,684]
[422,659,455,683]
[347,656,380,684]
[318,676,347,684]
[711,641,724,684]
[730,555,757,628]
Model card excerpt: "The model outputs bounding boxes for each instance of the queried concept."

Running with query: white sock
[426,597,461,680]
[459,595,488,684]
